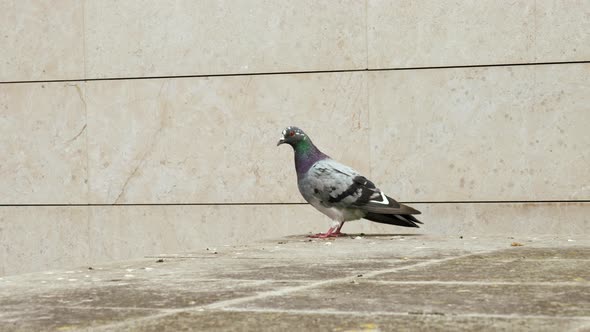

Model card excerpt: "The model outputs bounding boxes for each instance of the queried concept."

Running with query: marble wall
[1,1,588,275]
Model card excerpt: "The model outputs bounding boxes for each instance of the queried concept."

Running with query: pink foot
[308,231,347,238]
[309,224,347,238]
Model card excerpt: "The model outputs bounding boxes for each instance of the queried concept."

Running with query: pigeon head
[277,126,308,147]
[277,126,329,174]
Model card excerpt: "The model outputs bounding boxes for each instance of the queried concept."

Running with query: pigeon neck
[293,139,328,175]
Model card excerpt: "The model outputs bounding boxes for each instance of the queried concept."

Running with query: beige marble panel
[369,63,590,201]
[534,0,590,62]
[0,0,84,81]
[85,204,401,266]
[84,0,366,78]
[0,83,88,204]
[3,202,586,275]
[367,202,590,236]
[368,0,590,68]
[368,0,536,68]
[89,202,589,265]
[86,72,368,204]
[0,207,89,276]
[87,204,322,264]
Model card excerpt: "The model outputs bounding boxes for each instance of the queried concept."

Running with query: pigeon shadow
[286,233,424,239]
[348,233,424,238]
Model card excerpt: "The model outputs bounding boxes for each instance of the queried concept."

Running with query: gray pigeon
[278,126,422,238]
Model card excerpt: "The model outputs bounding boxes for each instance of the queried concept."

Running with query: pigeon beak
[277,138,285,146]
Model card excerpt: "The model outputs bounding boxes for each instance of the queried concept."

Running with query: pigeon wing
[306,160,420,215]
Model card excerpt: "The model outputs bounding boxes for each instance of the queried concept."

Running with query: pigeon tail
[363,212,422,228]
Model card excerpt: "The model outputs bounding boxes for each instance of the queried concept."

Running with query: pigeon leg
[309,226,338,238]
[330,222,347,237]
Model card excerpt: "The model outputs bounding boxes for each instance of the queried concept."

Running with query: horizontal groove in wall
[1,60,588,85]
[0,200,588,207]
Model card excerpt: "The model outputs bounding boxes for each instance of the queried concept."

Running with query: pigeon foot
[309,226,347,238]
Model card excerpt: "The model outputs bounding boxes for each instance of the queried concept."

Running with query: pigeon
[277,126,422,238]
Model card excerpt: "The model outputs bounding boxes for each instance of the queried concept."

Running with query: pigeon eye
[289,131,295,137]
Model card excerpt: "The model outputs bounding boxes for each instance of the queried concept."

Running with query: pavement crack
[113,82,169,204]
[202,249,501,310]
[68,83,87,109]
[113,161,143,204]
[89,250,501,331]
[219,307,590,322]
[66,124,87,143]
